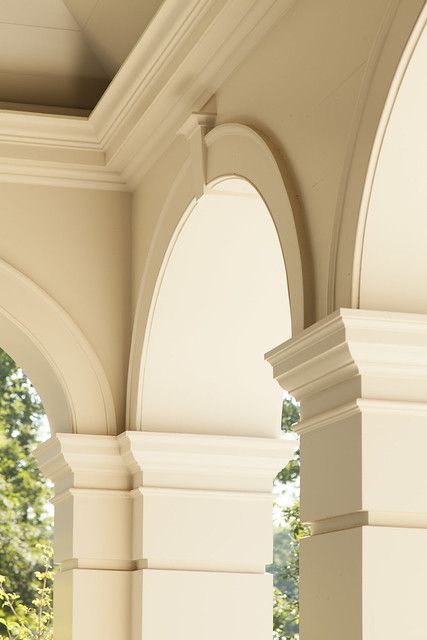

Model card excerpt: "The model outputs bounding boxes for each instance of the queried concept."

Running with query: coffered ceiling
[0,0,164,112]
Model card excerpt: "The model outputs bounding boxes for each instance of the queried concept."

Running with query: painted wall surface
[131,0,390,321]
[0,0,421,434]
[360,19,427,313]
[140,180,291,437]
[0,183,131,428]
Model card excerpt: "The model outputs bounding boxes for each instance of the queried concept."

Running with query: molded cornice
[119,430,294,491]
[0,0,296,191]
[266,307,427,422]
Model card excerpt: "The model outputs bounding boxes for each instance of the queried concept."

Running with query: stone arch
[127,122,307,430]
[0,257,116,435]
[330,0,427,310]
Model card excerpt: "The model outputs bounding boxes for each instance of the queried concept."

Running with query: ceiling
[0,0,164,112]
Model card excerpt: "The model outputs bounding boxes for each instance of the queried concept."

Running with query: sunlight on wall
[141,177,292,437]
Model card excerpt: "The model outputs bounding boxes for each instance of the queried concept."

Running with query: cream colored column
[35,434,133,640]
[118,431,293,640]
[267,308,427,640]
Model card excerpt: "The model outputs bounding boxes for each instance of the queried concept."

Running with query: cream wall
[140,180,291,437]
[131,0,391,321]
[0,0,420,434]
[131,136,189,312]
[360,17,427,313]
[0,183,131,429]
[0,1,423,638]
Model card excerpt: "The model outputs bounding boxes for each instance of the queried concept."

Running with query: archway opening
[0,347,53,637]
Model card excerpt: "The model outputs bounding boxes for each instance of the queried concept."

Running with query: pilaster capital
[118,431,294,491]
[34,433,131,495]
[266,308,427,418]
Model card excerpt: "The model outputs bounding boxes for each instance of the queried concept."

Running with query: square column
[35,431,293,640]
[35,434,133,640]
[266,308,427,640]
[119,431,293,640]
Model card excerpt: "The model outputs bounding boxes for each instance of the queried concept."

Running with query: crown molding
[0,0,295,190]
[0,157,129,191]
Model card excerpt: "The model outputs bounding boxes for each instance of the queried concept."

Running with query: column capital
[118,430,294,491]
[266,307,427,420]
[35,433,131,495]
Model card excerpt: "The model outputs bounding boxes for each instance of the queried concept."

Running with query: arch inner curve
[140,177,291,437]
[359,17,427,312]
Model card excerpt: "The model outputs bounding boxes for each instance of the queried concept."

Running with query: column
[118,431,293,640]
[266,308,427,640]
[35,434,133,640]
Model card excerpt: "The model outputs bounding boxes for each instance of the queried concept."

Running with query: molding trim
[295,397,427,435]
[0,0,296,190]
[119,431,294,491]
[0,158,129,191]
[36,431,294,494]
[312,511,427,535]
[34,433,130,494]
[266,307,427,431]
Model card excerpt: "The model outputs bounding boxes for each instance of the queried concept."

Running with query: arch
[329,0,427,310]
[127,123,306,429]
[0,258,116,435]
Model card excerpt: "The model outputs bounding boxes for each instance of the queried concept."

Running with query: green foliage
[0,545,54,640]
[0,350,53,635]
[271,394,310,640]
[280,396,300,433]
[277,396,300,486]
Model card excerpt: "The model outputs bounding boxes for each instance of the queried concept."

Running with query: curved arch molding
[127,122,308,429]
[0,258,116,435]
[329,0,426,310]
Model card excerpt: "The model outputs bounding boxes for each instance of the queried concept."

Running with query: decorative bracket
[178,112,216,198]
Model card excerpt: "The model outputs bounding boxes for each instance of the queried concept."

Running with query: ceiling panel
[60,0,100,28]
[0,23,107,77]
[0,0,164,110]
[65,0,164,74]
[0,0,79,30]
